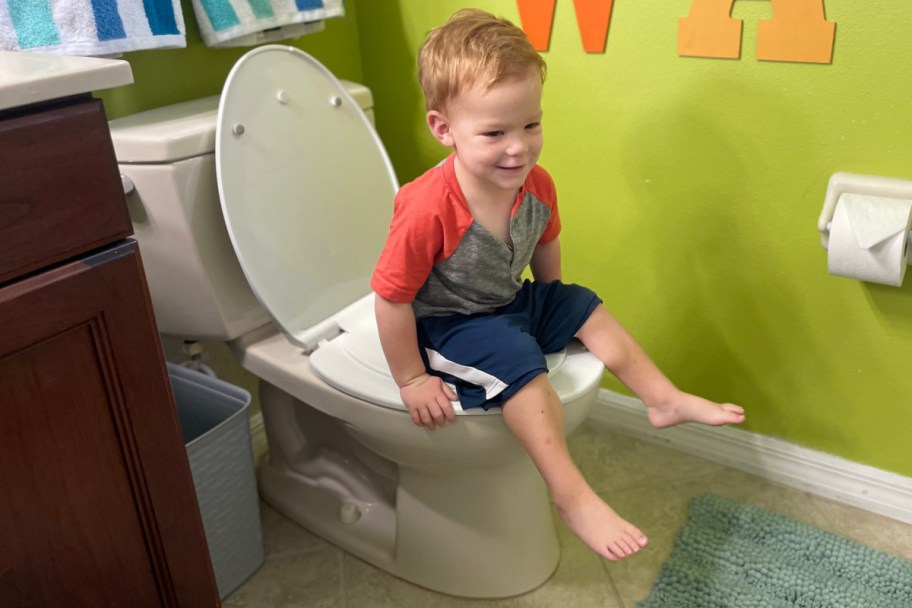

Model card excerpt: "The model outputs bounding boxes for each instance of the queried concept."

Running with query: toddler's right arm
[374,295,456,429]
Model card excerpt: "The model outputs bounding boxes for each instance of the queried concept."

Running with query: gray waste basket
[169,363,264,599]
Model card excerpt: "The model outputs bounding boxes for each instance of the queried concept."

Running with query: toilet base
[258,456,560,598]
[257,383,561,599]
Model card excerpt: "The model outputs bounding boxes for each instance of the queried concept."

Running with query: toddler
[370,8,745,561]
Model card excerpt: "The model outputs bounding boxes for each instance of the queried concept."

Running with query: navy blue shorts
[416,280,602,410]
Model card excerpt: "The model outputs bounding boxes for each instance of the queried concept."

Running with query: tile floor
[224,421,912,607]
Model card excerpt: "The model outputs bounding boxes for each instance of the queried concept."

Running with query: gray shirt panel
[413,191,553,318]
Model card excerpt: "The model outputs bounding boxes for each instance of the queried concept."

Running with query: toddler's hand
[400,374,457,430]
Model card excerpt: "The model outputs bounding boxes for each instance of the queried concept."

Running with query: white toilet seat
[309,295,595,416]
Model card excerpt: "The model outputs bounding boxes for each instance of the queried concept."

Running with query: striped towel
[0,0,185,56]
[191,0,343,48]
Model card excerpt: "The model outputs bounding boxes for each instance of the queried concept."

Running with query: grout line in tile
[600,557,631,608]
[338,550,348,607]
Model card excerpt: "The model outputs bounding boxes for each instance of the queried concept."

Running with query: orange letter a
[679,0,835,64]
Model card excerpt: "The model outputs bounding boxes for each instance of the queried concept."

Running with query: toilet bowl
[109,45,605,598]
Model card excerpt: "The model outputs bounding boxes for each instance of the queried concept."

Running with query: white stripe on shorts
[425,348,509,400]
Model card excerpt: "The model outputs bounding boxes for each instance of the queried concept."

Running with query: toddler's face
[444,69,543,196]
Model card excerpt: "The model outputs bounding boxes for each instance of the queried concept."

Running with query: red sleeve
[370,165,473,303]
[529,165,561,244]
[371,188,439,302]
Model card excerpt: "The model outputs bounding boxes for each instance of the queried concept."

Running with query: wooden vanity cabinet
[0,94,221,607]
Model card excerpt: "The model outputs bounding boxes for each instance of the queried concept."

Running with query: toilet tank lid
[108,80,373,164]
[108,95,220,163]
[340,80,373,114]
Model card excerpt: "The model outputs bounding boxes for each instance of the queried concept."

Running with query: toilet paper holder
[818,172,912,251]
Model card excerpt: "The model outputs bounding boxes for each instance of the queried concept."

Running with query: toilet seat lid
[216,45,398,351]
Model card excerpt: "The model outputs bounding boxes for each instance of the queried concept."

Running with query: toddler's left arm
[530,237,561,282]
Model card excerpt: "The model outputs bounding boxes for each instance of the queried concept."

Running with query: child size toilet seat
[306,293,575,415]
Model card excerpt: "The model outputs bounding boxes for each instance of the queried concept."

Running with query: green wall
[357,0,912,477]
[99,0,912,478]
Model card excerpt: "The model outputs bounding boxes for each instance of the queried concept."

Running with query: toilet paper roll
[827,193,912,286]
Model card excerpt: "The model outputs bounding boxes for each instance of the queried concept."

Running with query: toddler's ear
[426,111,455,147]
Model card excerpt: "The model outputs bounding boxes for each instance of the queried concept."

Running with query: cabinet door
[0,242,219,608]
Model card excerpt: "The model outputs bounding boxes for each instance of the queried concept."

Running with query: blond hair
[418,8,547,112]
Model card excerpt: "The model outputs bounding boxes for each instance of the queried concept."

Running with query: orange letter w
[516,0,615,53]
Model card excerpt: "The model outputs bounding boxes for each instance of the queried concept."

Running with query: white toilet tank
[110,80,378,341]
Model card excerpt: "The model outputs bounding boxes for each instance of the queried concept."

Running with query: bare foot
[646,391,745,429]
[554,489,648,561]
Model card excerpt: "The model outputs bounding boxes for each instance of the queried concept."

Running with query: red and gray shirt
[371,153,561,318]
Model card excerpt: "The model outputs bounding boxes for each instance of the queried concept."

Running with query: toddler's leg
[575,304,745,428]
[502,374,648,561]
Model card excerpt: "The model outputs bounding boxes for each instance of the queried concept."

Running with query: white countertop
[0,52,133,112]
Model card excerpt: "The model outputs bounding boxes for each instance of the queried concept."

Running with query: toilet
[109,45,605,599]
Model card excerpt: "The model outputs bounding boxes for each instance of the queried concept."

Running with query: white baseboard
[590,389,912,526]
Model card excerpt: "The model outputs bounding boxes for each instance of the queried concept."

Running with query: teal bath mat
[638,494,912,608]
